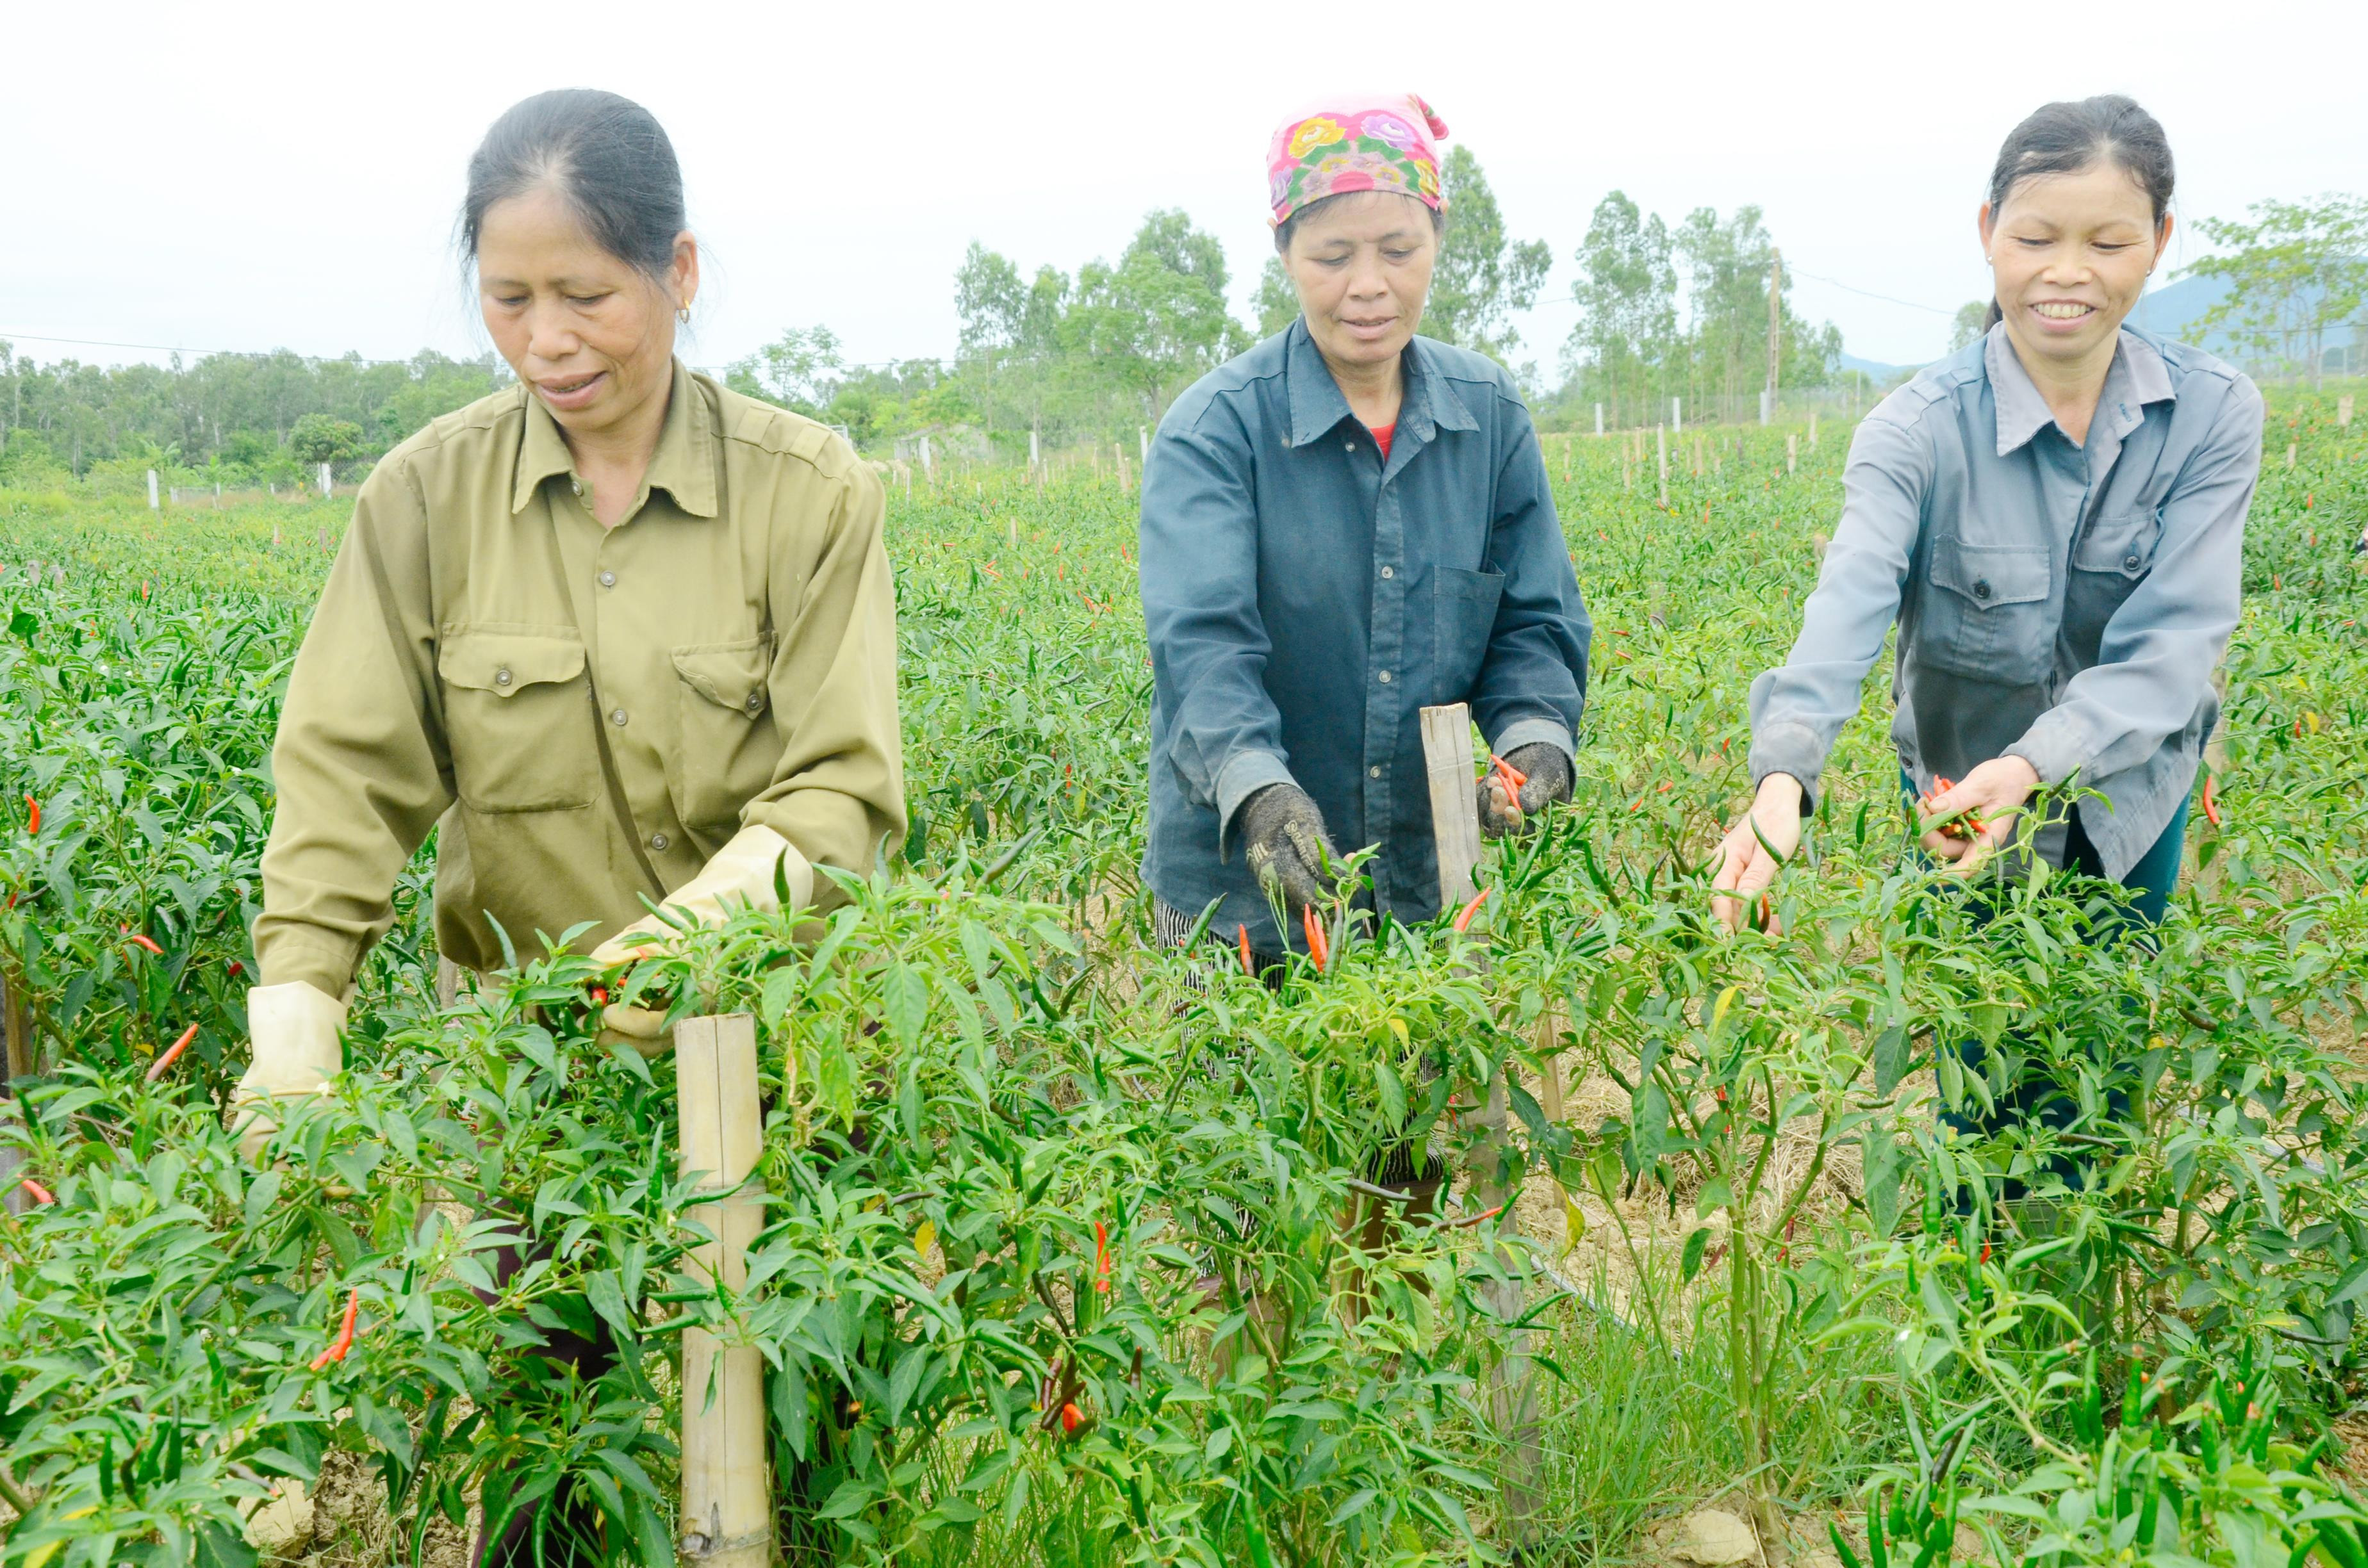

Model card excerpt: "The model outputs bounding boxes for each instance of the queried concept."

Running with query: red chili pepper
[1452,888,1489,933]
[227,959,244,977]
[144,1023,199,1083]
[588,984,609,1006]
[21,795,37,837]
[126,933,164,957]
[1237,923,1254,978]
[19,1177,53,1206]
[1093,1220,1112,1294]
[1979,1243,1992,1264]
[1301,906,1329,973]
[2201,773,2222,827]
[310,1288,360,1371]
[1059,1401,1083,1434]
[1489,755,1527,810]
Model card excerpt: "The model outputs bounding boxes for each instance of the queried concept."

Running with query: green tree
[1950,300,1989,353]
[1565,192,1676,424]
[726,326,845,417]
[1253,257,1299,338]
[1424,146,1551,364]
[287,413,363,467]
[1065,209,1246,418]
[2183,195,2368,385]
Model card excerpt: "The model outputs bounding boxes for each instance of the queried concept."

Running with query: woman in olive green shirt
[236,88,904,1134]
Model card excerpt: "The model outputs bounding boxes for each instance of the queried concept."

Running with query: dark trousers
[1907,776,2190,1186]
[471,1236,616,1565]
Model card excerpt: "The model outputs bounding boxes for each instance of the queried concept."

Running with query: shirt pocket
[670,635,778,832]
[1918,535,2052,686]
[438,626,599,813]
[1432,566,1505,698]
[2070,509,2162,582]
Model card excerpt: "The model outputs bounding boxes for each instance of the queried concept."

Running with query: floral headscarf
[1266,94,1450,228]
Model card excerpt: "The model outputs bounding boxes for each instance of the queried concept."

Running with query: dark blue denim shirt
[1139,320,1590,952]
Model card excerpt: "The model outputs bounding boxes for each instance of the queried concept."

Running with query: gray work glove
[1478,742,1574,839]
[1237,782,1340,914]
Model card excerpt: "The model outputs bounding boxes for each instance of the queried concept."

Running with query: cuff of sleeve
[2005,709,2090,787]
[255,930,359,1001]
[1214,749,1296,858]
[1748,722,1829,815]
[1489,717,1575,760]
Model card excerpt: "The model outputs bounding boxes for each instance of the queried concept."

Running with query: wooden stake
[1656,424,1668,507]
[1787,434,1798,474]
[1809,410,1820,448]
[2286,442,2298,470]
[2339,395,2355,429]
[677,1014,771,1568]
[1419,705,1481,910]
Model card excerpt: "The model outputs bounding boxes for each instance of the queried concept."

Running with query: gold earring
[677,302,691,324]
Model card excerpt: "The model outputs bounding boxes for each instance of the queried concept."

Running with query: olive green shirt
[254,362,904,997]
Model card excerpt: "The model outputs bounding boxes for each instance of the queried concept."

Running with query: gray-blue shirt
[1139,320,1590,951]
[1748,323,2263,879]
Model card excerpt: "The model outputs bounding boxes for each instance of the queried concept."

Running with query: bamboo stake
[1,969,33,1218]
[677,1013,770,1568]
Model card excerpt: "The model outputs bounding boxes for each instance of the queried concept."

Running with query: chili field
[2,393,2366,1568]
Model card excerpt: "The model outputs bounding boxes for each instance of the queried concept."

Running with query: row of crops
[1,395,2365,1567]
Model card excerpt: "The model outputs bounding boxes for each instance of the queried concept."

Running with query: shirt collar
[1285,318,1478,447]
[509,358,719,518]
[1985,323,2175,457]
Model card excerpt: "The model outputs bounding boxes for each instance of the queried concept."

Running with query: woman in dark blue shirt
[1139,93,1591,960]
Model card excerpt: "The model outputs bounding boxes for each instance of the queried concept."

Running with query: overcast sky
[6,0,2363,381]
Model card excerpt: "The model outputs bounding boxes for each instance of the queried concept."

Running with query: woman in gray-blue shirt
[1713,94,2262,936]
[1140,94,1590,963]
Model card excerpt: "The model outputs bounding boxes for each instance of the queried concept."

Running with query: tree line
[6,159,2355,489]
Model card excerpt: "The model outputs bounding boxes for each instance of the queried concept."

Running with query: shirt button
[650,833,670,852]
[1370,766,1382,779]
[570,478,584,498]
[1972,579,1992,600]
[1380,566,1394,580]
[598,570,617,588]
[744,692,764,714]
[611,708,629,726]
[494,667,513,687]
[1377,669,1392,684]
[2123,553,2141,571]
[1344,440,1355,451]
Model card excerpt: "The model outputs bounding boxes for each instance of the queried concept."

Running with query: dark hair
[461,89,686,281]
[1981,94,2173,329]
[1274,190,1448,254]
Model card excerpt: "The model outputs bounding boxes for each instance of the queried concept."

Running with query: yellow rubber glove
[230,981,349,1165]
[589,824,813,1052]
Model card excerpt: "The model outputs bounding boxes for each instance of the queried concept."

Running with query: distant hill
[1839,270,2362,385]
[2129,270,2360,372]
[1839,350,1911,383]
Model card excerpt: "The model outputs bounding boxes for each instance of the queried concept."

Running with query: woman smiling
[1710,96,2264,1156]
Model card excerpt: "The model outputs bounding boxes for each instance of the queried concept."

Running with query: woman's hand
[1917,755,2039,872]
[1711,774,1805,934]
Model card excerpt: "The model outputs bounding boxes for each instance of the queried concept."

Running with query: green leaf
[882,961,930,1047]
[1681,1225,1712,1282]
